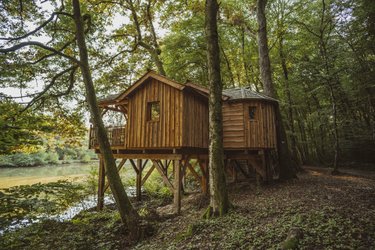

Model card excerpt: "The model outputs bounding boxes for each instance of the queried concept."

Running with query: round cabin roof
[222,88,278,103]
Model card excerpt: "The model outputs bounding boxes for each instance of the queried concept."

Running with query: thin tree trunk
[72,0,139,238]
[256,0,296,180]
[205,0,230,217]
[278,36,301,168]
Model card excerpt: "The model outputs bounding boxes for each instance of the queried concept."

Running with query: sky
[0,1,168,103]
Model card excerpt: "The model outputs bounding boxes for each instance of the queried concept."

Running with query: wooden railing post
[174,160,182,214]
[136,159,142,201]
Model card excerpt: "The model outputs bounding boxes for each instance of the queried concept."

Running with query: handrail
[89,125,126,148]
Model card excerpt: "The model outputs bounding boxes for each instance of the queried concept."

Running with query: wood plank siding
[94,71,277,151]
[182,90,209,148]
[243,101,276,148]
[223,101,277,149]
[126,78,184,148]
[223,102,245,148]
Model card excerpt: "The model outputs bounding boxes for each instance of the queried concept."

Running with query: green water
[0,162,98,188]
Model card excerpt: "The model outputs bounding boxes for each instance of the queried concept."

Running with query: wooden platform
[96,149,275,214]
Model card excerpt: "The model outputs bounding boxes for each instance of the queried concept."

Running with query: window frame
[147,101,160,122]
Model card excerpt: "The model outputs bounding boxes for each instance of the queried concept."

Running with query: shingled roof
[222,88,277,102]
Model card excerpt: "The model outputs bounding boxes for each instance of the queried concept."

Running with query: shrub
[143,169,172,198]
[11,153,35,167]
[0,155,15,167]
[32,152,48,166]
[45,152,59,164]
[80,153,91,163]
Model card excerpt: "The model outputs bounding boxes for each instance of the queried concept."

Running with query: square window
[147,102,160,121]
[249,106,256,120]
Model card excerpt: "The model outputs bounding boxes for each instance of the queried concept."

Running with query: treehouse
[89,71,278,213]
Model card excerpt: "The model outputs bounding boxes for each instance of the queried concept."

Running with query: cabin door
[246,103,262,148]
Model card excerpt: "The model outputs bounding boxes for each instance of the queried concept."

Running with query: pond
[0,161,139,234]
[0,162,98,189]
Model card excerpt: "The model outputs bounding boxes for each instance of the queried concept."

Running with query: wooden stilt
[264,150,272,183]
[174,159,181,214]
[97,158,105,211]
[136,159,142,201]
[232,160,238,182]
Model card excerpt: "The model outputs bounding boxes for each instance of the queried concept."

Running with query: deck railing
[89,125,126,148]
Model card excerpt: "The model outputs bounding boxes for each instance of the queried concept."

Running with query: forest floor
[1,166,374,249]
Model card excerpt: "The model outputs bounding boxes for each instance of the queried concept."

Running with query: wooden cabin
[90,71,278,213]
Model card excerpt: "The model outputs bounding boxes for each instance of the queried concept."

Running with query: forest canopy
[0,0,374,167]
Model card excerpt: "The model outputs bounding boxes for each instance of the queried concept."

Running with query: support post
[174,160,181,214]
[97,157,105,210]
[136,159,142,201]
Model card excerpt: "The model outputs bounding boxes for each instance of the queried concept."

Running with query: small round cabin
[222,88,278,151]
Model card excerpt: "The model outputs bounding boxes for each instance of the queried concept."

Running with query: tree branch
[29,38,76,65]
[0,11,73,42]
[50,66,78,98]
[0,41,80,65]
[21,65,78,112]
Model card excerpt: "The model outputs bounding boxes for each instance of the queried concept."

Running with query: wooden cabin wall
[182,91,209,148]
[243,101,276,148]
[126,78,183,148]
[222,102,246,148]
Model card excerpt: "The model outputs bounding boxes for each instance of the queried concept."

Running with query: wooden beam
[114,153,182,160]
[174,160,182,214]
[136,159,142,201]
[97,158,105,211]
[233,160,250,178]
[152,160,174,191]
[198,160,209,195]
[142,164,155,186]
[129,159,139,174]
[187,162,201,183]
[104,159,127,192]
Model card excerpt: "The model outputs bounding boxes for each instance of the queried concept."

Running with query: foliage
[0,99,87,155]
[142,167,172,199]
[0,148,96,168]
[0,211,128,250]
[0,181,86,231]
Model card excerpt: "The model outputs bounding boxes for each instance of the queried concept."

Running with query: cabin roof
[98,71,213,106]
[98,71,277,106]
[223,88,277,102]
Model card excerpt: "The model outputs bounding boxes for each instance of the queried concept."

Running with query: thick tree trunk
[205,0,230,216]
[256,0,296,180]
[72,0,139,238]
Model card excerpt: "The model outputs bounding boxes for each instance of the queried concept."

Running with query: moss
[282,238,299,249]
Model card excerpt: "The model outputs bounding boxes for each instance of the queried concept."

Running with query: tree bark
[278,35,302,169]
[256,0,296,180]
[72,0,139,238]
[205,0,230,216]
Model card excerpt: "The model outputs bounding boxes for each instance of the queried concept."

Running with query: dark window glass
[249,106,256,120]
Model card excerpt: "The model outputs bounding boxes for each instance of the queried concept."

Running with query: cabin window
[249,106,256,120]
[147,101,160,121]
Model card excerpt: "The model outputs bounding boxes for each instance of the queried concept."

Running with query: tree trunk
[72,0,139,238]
[278,36,302,169]
[205,0,230,216]
[256,0,296,180]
